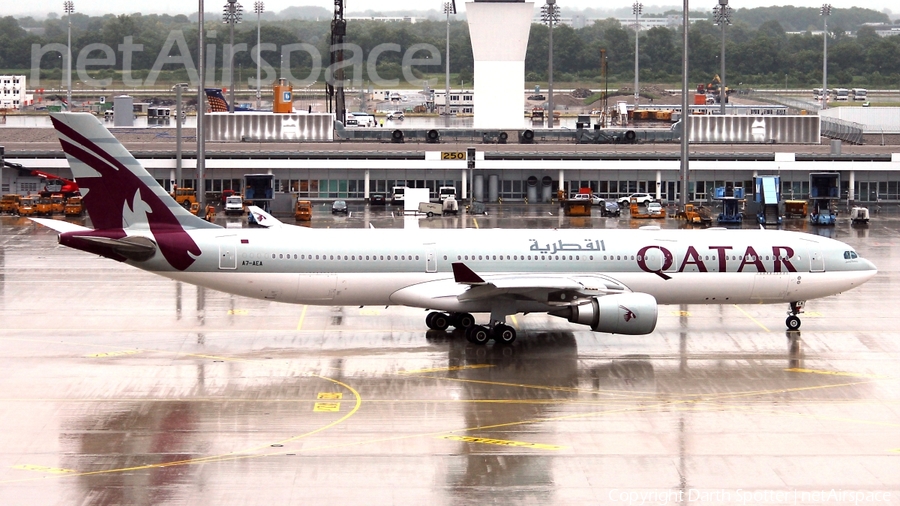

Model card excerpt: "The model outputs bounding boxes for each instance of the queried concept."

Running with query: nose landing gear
[786,301,805,330]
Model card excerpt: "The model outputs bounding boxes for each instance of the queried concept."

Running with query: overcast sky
[9,1,890,18]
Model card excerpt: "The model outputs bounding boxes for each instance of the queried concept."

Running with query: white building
[434,90,474,115]
[0,75,33,110]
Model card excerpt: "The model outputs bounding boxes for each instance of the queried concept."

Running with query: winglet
[452,262,485,284]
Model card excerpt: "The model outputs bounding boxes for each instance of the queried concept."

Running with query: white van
[347,112,377,127]
[439,186,456,201]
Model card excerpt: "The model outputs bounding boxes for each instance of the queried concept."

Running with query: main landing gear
[786,301,805,330]
[425,311,517,345]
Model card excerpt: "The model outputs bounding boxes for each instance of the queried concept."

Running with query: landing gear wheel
[466,325,491,345]
[786,315,801,330]
[426,311,450,330]
[493,324,517,345]
[453,312,476,330]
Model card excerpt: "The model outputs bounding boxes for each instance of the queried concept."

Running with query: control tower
[466,0,534,130]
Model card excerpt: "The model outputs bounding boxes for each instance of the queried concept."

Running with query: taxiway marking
[785,368,889,379]
[317,392,343,400]
[400,364,494,374]
[86,350,143,358]
[439,435,564,450]
[314,402,341,412]
[732,304,771,332]
[13,465,77,475]
[296,305,309,330]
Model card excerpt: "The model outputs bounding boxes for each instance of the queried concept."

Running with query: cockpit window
[844,251,858,260]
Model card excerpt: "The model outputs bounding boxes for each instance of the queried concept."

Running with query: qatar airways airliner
[33,113,877,345]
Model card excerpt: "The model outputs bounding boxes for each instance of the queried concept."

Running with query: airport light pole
[64,1,74,109]
[198,0,206,209]
[821,3,832,110]
[254,1,264,111]
[680,0,690,208]
[443,1,456,126]
[223,0,243,113]
[713,0,731,116]
[633,2,642,108]
[542,0,560,129]
[173,83,189,191]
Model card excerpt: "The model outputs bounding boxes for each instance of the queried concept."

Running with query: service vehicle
[50,193,66,214]
[224,195,244,216]
[439,186,457,201]
[418,201,443,217]
[391,186,406,206]
[675,203,711,225]
[386,111,404,120]
[1,194,21,214]
[64,196,84,216]
[295,200,313,221]
[35,196,54,216]
[171,187,197,209]
[850,206,869,224]
[17,196,37,216]
[442,197,459,215]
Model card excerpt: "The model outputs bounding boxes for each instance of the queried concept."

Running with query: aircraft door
[424,244,437,273]
[218,236,237,270]
[810,251,825,273]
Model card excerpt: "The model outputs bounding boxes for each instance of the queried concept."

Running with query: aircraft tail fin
[51,112,217,232]
[49,112,217,270]
[205,88,230,112]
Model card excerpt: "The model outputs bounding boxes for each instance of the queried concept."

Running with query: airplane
[32,113,877,345]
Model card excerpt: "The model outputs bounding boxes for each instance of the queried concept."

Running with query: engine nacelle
[550,293,658,335]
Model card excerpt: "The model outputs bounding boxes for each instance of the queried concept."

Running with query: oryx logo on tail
[50,113,210,271]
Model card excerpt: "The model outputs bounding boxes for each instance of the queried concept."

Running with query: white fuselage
[149,227,875,313]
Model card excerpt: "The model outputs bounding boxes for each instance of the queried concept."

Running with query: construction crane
[326,0,347,125]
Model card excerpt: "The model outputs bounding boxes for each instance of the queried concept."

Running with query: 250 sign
[440,152,466,160]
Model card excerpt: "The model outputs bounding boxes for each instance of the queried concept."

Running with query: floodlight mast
[255,1,264,111]
[821,4,832,110]
[633,2,642,108]
[444,1,456,126]
[541,0,560,129]
[327,0,347,124]
[713,0,731,116]
[64,1,74,109]
[223,0,243,113]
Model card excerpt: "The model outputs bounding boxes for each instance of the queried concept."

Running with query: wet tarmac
[1,205,899,505]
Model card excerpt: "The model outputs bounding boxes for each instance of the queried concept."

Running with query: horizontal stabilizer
[30,218,91,234]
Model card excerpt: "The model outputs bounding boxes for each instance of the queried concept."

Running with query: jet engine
[550,293,658,335]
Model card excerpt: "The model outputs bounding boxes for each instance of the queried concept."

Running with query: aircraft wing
[451,262,625,306]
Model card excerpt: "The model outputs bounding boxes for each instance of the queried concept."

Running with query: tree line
[0,6,898,89]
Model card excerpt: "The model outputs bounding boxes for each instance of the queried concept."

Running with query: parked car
[647,202,664,216]
[528,94,546,101]
[331,200,348,214]
[570,193,593,203]
[618,193,654,207]
[600,200,621,217]
[370,193,386,205]
[590,193,603,205]
[386,111,404,120]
